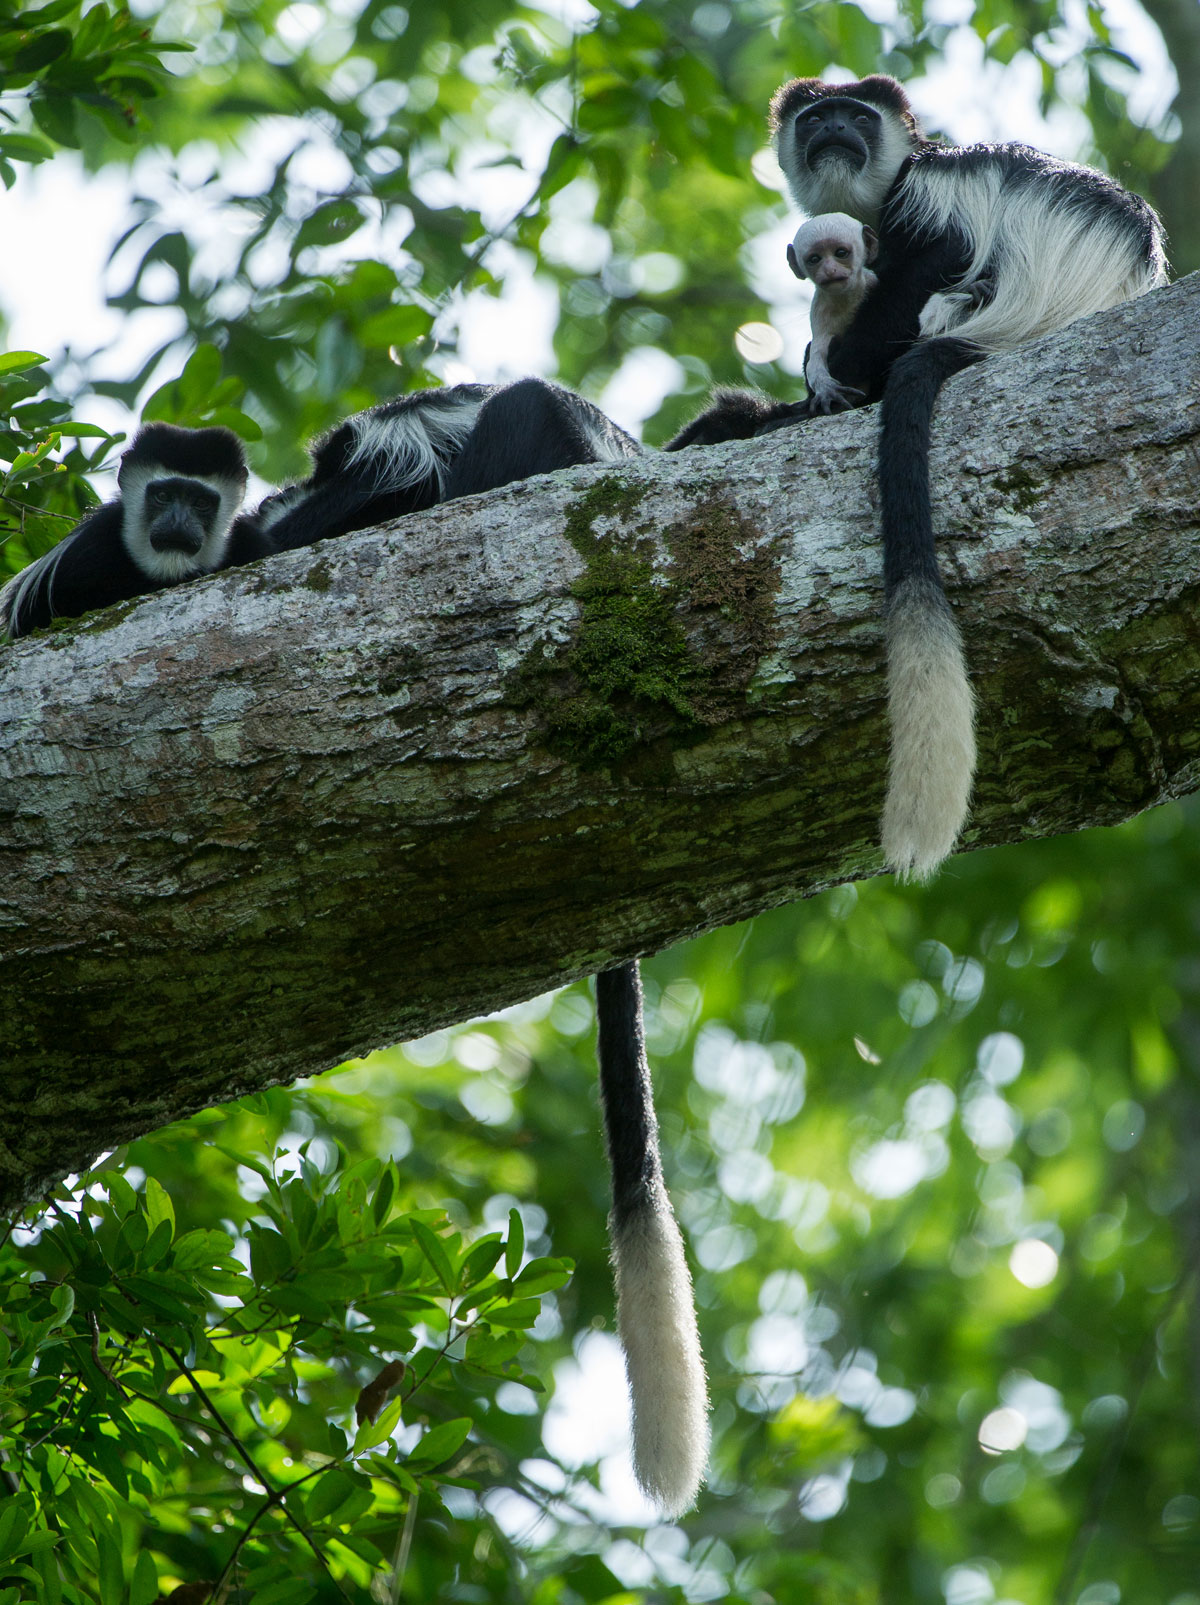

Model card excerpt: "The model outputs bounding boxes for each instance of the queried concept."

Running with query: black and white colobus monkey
[0,423,270,639]
[682,74,1167,878]
[786,212,880,413]
[244,375,708,1515]
[249,377,639,550]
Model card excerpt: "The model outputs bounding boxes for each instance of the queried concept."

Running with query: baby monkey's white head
[787,212,878,290]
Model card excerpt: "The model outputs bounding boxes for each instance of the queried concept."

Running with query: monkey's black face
[790,97,883,173]
[144,477,222,555]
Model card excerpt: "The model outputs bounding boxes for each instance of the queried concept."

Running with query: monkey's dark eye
[854,113,874,125]
[834,247,850,258]
[805,252,821,265]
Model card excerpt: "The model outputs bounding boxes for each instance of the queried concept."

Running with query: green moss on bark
[511,472,785,770]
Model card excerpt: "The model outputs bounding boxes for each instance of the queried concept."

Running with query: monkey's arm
[253,475,391,552]
[665,389,804,449]
[1,506,161,637]
[819,230,971,405]
[224,515,280,566]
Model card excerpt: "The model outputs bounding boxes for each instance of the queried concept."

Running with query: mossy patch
[304,555,335,592]
[22,596,144,645]
[510,472,785,771]
[995,464,1044,512]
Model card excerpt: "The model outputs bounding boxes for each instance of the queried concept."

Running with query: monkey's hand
[808,379,867,414]
[771,380,865,424]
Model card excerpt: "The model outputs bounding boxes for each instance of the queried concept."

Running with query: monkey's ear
[786,242,806,280]
[862,224,880,264]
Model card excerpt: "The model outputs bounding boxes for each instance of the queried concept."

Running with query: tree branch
[2,275,1198,1209]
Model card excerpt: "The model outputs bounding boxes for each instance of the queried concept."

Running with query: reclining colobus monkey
[786,212,880,414]
[0,423,268,639]
[247,377,640,550]
[680,73,1167,879]
[243,375,709,1516]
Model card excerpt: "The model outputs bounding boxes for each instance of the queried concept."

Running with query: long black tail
[877,337,985,880]
[595,962,708,1516]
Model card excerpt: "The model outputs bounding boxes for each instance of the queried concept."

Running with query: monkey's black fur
[255,378,639,551]
[876,336,985,596]
[1,423,268,640]
[596,963,665,1228]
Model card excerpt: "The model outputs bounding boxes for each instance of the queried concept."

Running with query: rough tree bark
[1,275,1198,1209]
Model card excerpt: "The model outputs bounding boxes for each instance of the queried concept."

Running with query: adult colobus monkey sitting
[1,423,269,639]
[681,74,1167,878]
[244,375,708,1516]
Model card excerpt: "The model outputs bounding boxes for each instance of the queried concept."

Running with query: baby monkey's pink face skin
[787,212,879,289]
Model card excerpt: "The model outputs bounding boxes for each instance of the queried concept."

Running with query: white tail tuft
[882,576,976,881]
[610,1186,710,1518]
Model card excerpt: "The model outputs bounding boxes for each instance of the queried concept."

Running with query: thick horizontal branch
[2,275,1198,1207]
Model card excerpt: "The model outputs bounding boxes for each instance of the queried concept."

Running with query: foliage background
[1,1,1198,1601]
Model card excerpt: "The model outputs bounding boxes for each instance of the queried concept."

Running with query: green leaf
[406,1417,471,1472]
[15,2,80,24]
[295,200,364,252]
[265,1285,331,1322]
[29,90,77,148]
[143,1176,175,1240]
[0,352,48,375]
[106,1173,136,1218]
[481,1298,541,1329]
[179,342,221,405]
[464,1329,524,1371]
[121,1276,194,1325]
[538,132,584,202]
[172,1227,235,1271]
[460,1235,504,1288]
[505,1208,524,1279]
[33,1544,62,1605]
[13,29,71,72]
[352,1396,403,1455]
[356,305,432,350]
[142,1218,173,1267]
[47,1284,74,1331]
[372,1162,395,1228]
[130,1548,158,1605]
[215,1145,274,1184]
[411,1220,454,1292]
[514,1256,572,1296]
[0,133,54,163]
[0,1502,29,1562]
[305,1469,358,1524]
[248,1224,292,1284]
[97,1527,122,1605]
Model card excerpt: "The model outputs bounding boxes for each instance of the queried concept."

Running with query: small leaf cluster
[0,1142,572,1603]
[0,1,186,182]
[0,352,121,586]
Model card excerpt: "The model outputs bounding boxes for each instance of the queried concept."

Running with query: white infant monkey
[786,212,879,413]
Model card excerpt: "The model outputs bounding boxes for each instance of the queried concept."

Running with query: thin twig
[389,1489,419,1605]
[160,1341,352,1600]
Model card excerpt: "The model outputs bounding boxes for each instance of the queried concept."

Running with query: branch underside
[1,276,1199,1207]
